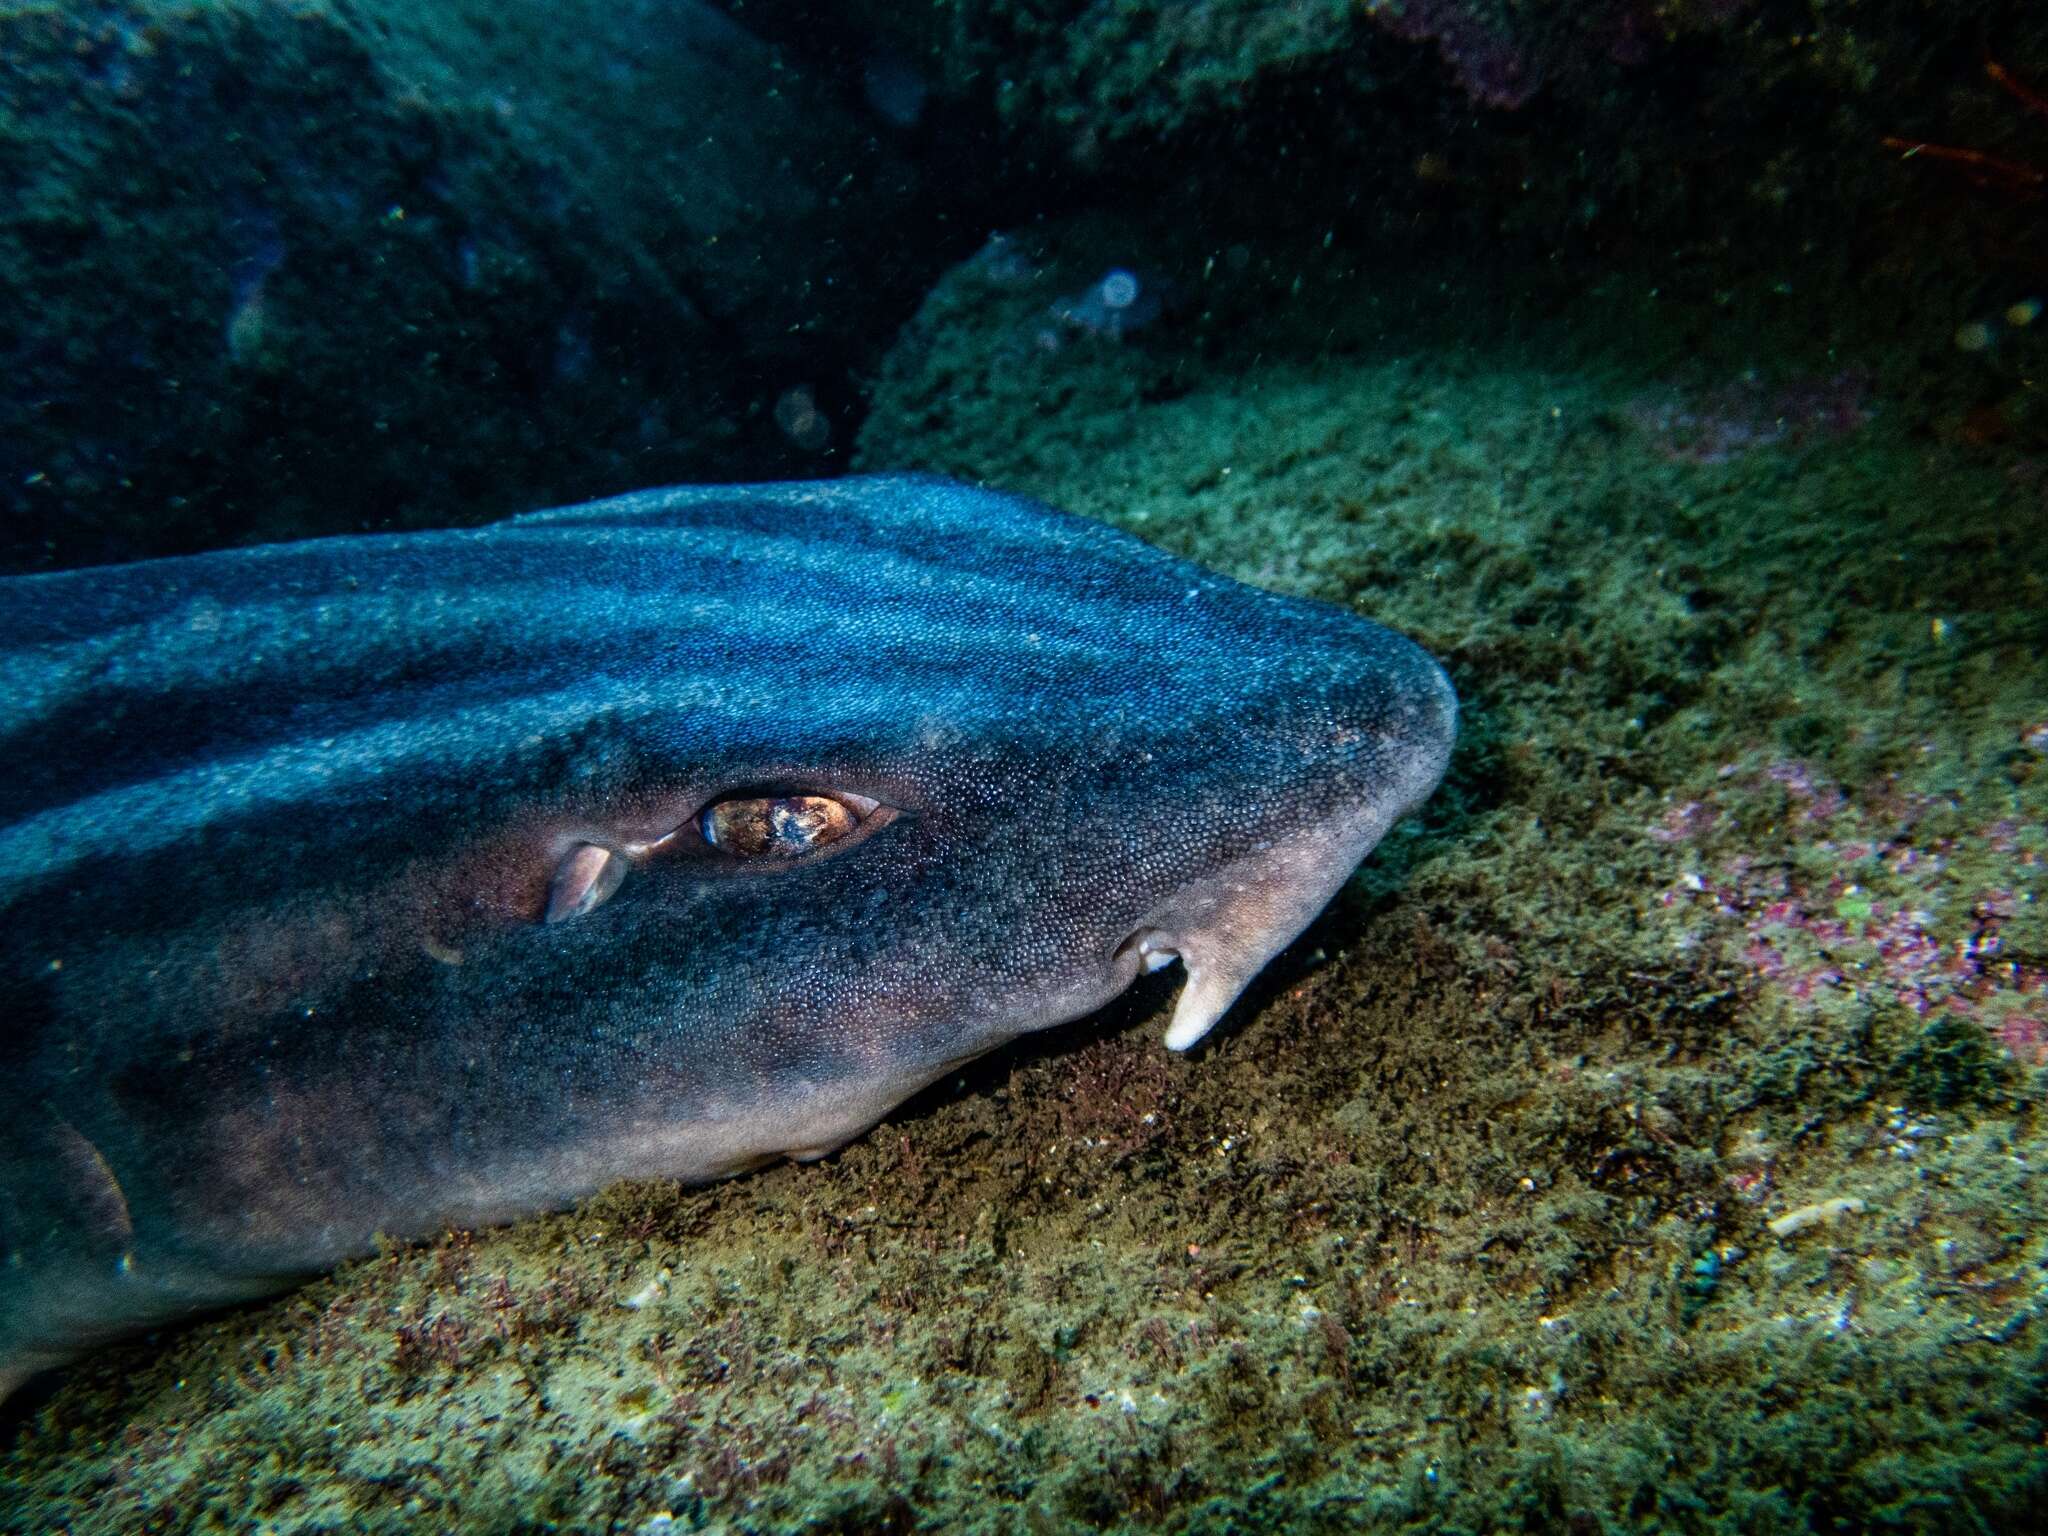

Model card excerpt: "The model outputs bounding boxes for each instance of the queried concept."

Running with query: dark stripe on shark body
[0,622,1131,830]
[1,485,1180,654]
[0,487,1296,844]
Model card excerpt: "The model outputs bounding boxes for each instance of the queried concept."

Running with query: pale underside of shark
[0,474,1455,1399]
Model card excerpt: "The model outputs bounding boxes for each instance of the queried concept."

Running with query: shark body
[0,475,1454,1396]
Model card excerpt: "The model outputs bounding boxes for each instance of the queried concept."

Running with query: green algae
[6,236,2048,1535]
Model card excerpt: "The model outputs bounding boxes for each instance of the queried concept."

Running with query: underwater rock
[730,0,1764,155]
[0,0,923,571]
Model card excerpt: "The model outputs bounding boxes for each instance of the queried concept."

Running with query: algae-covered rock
[0,0,922,570]
[734,0,2048,394]
[6,236,2046,1528]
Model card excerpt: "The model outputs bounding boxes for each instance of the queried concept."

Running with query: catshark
[0,475,1454,1399]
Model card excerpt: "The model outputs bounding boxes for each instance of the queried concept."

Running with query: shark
[0,475,1454,1399]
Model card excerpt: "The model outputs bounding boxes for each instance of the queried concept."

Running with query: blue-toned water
[2,3,2044,1531]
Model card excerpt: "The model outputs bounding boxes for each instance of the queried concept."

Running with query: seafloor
[3,232,2043,1531]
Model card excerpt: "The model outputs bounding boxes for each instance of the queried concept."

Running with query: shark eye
[540,790,889,923]
[701,791,879,859]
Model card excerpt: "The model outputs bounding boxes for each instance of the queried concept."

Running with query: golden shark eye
[701,792,877,859]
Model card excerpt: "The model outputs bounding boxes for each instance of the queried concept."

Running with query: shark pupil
[702,794,859,858]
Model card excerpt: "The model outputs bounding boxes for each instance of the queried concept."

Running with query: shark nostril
[1116,928,1182,973]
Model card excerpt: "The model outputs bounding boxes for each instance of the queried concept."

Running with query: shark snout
[1123,626,1456,1052]
[1121,792,1413,1051]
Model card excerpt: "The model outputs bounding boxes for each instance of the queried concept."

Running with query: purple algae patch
[1649,752,2047,1064]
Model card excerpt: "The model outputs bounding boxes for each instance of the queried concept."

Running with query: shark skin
[0,475,1455,1399]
